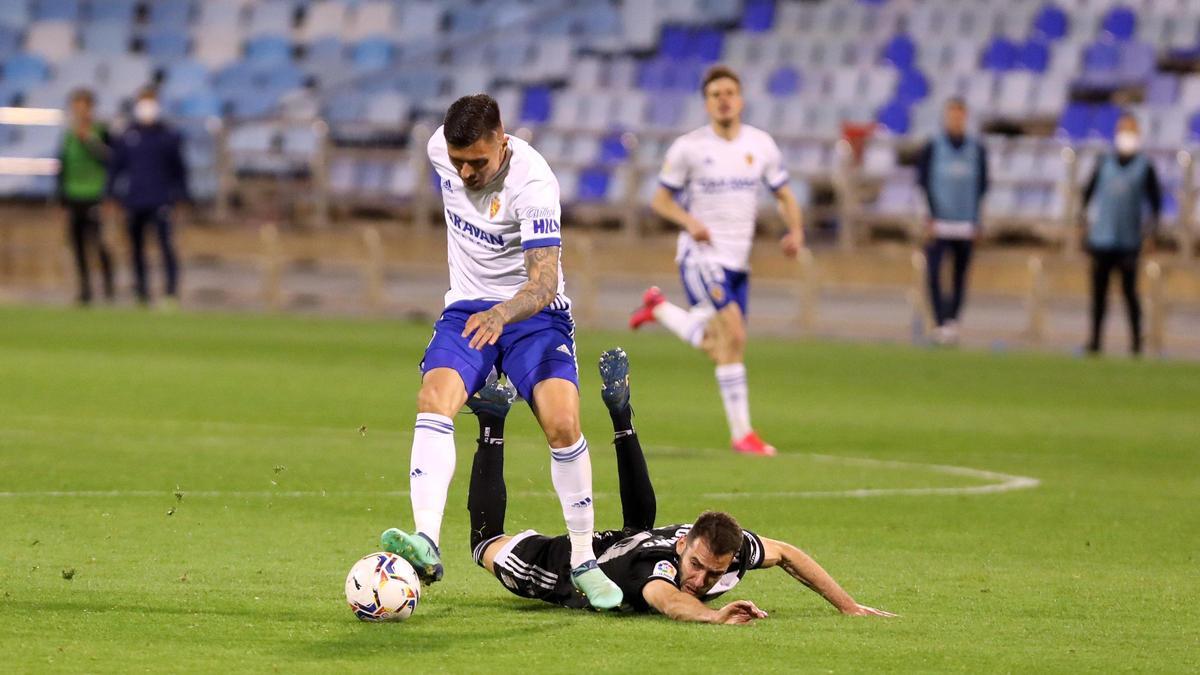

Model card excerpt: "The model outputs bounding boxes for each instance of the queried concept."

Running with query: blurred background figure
[107,88,190,308]
[916,98,989,346]
[57,88,113,306]
[1081,113,1162,356]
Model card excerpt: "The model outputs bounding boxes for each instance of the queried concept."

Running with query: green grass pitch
[1,305,1197,673]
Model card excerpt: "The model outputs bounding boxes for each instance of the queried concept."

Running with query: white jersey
[658,124,788,272]
[428,126,568,308]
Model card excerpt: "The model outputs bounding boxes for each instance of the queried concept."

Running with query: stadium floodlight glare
[0,107,63,126]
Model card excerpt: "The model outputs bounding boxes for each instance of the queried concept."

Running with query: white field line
[0,416,1040,500]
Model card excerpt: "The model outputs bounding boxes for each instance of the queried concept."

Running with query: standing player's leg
[67,203,92,304]
[382,305,499,583]
[1117,251,1142,355]
[925,238,948,330]
[127,208,151,304]
[1087,250,1114,353]
[598,348,655,531]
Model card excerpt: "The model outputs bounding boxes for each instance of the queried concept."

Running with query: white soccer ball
[345,552,421,622]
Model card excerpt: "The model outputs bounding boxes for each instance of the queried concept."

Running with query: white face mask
[1115,130,1140,155]
[133,99,160,125]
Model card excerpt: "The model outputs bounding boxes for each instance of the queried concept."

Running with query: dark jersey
[593,523,766,611]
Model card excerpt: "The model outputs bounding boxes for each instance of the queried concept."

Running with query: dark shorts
[483,530,586,609]
[678,249,750,316]
[419,300,579,401]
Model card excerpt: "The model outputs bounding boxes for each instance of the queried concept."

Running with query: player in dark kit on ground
[458,348,895,623]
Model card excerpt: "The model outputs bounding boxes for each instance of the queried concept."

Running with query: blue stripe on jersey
[521,237,561,250]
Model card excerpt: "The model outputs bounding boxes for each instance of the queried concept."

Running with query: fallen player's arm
[462,246,559,349]
[760,537,896,617]
[641,580,767,625]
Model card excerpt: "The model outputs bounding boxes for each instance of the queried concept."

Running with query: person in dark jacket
[107,87,190,306]
[57,88,114,304]
[1080,113,1162,356]
[916,98,989,345]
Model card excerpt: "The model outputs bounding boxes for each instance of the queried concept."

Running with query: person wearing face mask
[56,88,114,305]
[916,98,990,346]
[1080,113,1162,355]
[106,87,190,307]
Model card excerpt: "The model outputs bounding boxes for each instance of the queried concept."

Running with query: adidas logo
[556,344,572,356]
[410,468,425,477]
[569,496,592,509]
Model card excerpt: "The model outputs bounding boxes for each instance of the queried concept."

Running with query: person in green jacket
[57,88,114,304]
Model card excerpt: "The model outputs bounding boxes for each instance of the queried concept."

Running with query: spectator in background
[57,89,114,305]
[1081,113,1161,356]
[107,87,190,307]
[916,98,989,346]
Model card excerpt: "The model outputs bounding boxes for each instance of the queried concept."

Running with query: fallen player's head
[675,511,743,597]
[443,93,508,190]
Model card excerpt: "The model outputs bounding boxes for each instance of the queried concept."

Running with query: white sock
[409,412,457,547]
[715,363,752,440]
[652,300,712,348]
[549,436,596,567]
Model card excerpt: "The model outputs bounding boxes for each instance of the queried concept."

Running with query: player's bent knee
[417,372,467,416]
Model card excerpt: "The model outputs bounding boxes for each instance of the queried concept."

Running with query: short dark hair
[701,65,741,94]
[137,86,158,101]
[686,511,743,557]
[69,88,94,105]
[443,94,502,147]
[945,97,967,110]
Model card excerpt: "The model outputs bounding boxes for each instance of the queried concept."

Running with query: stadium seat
[81,21,131,56]
[877,100,911,134]
[246,35,293,66]
[767,66,801,97]
[1188,111,1200,141]
[147,0,194,27]
[351,37,394,72]
[1091,104,1121,139]
[981,36,1019,71]
[247,1,295,38]
[1,54,51,89]
[192,30,242,70]
[1057,102,1092,140]
[25,20,76,64]
[692,27,724,62]
[880,33,915,69]
[519,85,552,124]
[33,0,81,22]
[576,167,611,202]
[894,68,929,105]
[143,27,191,62]
[1017,40,1050,72]
[162,60,211,99]
[1117,41,1156,84]
[644,94,684,129]
[363,91,409,126]
[0,2,31,28]
[299,1,348,43]
[345,1,395,41]
[740,0,774,33]
[1101,6,1137,42]
[1032,4,1069,41]
[90,0,140,23]
[598,131,629,164]
[175,90,222,118]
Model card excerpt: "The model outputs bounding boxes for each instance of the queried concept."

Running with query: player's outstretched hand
[843,603,897,618]
[462,308,505,350]
[780,231,803,258]
[714,600,768,625]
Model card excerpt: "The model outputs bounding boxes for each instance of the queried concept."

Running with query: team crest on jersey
[745,153,754,165]
[489,195,501,219]
[709,283,726,303]
[651,560,678,582]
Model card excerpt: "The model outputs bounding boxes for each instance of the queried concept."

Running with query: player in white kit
[630,65,805,457]
[380,94,622,609]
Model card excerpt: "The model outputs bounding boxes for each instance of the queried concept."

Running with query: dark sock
[467,414,507,563]
[612,406,656,531]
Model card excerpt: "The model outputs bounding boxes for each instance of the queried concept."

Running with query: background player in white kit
[380,94,622,610]
[630,65,805,457]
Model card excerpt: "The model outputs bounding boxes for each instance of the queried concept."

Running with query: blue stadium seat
[1091,104,1121,139]
[894,68,928,104]
[2,54,51,88]
[143,27,190,62]
[767,65,801,96]
[576,167,611,202]
[1101,6,1136,42]
[692,27,723,62]
[33,0,81,22]
[880,33,915,69]
[0,25,22,57]
[1082,41,1120,75]
[305,37,343,63]
[1017,40,1049,72]
[1187,111,1200,141]
[598,132,628,164]
[659,25,689,61]
[637,59,669,91]
[645,94,684,128]
[147,0,194,27]
[1032,4,1068,41]
[351,38,394,72]
[1056,103,1091,140]
[175,90,222,118]
[981,37,1019,71]
[740,0,775,33]
[246,35,293,67]
[876,100,910,134]
[0,2,30,28]
[89,0,139,23]
[162,60,210,99]
[81,21,131,56]
[519,85,552,124]
[1117,41,1156,84]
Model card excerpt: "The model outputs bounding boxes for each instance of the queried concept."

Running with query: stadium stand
[0,0,1196,254]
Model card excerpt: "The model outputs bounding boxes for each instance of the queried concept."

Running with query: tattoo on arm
[492,246,560,325]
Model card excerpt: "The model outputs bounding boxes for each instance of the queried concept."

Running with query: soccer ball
[345,552,421,622]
